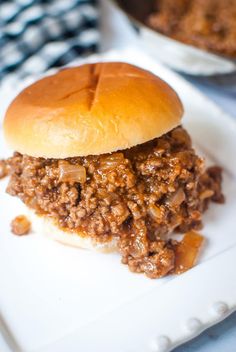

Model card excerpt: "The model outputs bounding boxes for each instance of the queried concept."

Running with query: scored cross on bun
[4,62,183,158]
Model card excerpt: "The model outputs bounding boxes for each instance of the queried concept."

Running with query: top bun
[3,62,183,158]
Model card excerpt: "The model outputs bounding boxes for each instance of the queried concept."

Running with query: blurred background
[0,0,235,351]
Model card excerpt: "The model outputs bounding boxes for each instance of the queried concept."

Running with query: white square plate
[0,49,236,352]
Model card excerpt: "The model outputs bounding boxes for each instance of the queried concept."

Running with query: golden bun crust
[4,62,183,158]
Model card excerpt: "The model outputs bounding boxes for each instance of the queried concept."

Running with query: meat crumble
[0,159,10,179]
[4,127,224,278]
[11,215,31,236]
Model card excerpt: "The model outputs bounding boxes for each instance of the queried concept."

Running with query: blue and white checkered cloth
[0,0,99,83]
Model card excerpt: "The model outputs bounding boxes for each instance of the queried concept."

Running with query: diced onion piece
[0,159,9,179]
[166,188,185,207]
[174,231,204,274]
[99,153,124,171]
[103,153,124,161]
[148,204,163,221]
[59,161,86,183]
[200,189,214,200]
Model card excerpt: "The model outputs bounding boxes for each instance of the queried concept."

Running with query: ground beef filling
[5,127,224,278]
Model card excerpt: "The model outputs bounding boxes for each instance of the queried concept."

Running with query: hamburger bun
[28,208,118,253]
[4,62,183,158]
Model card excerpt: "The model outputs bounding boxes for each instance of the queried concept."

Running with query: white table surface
[100,1,236,351]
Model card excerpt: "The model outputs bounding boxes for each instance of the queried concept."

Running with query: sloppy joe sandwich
[2,62,224,278]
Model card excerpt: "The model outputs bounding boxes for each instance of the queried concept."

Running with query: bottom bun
[27,208,118,253]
